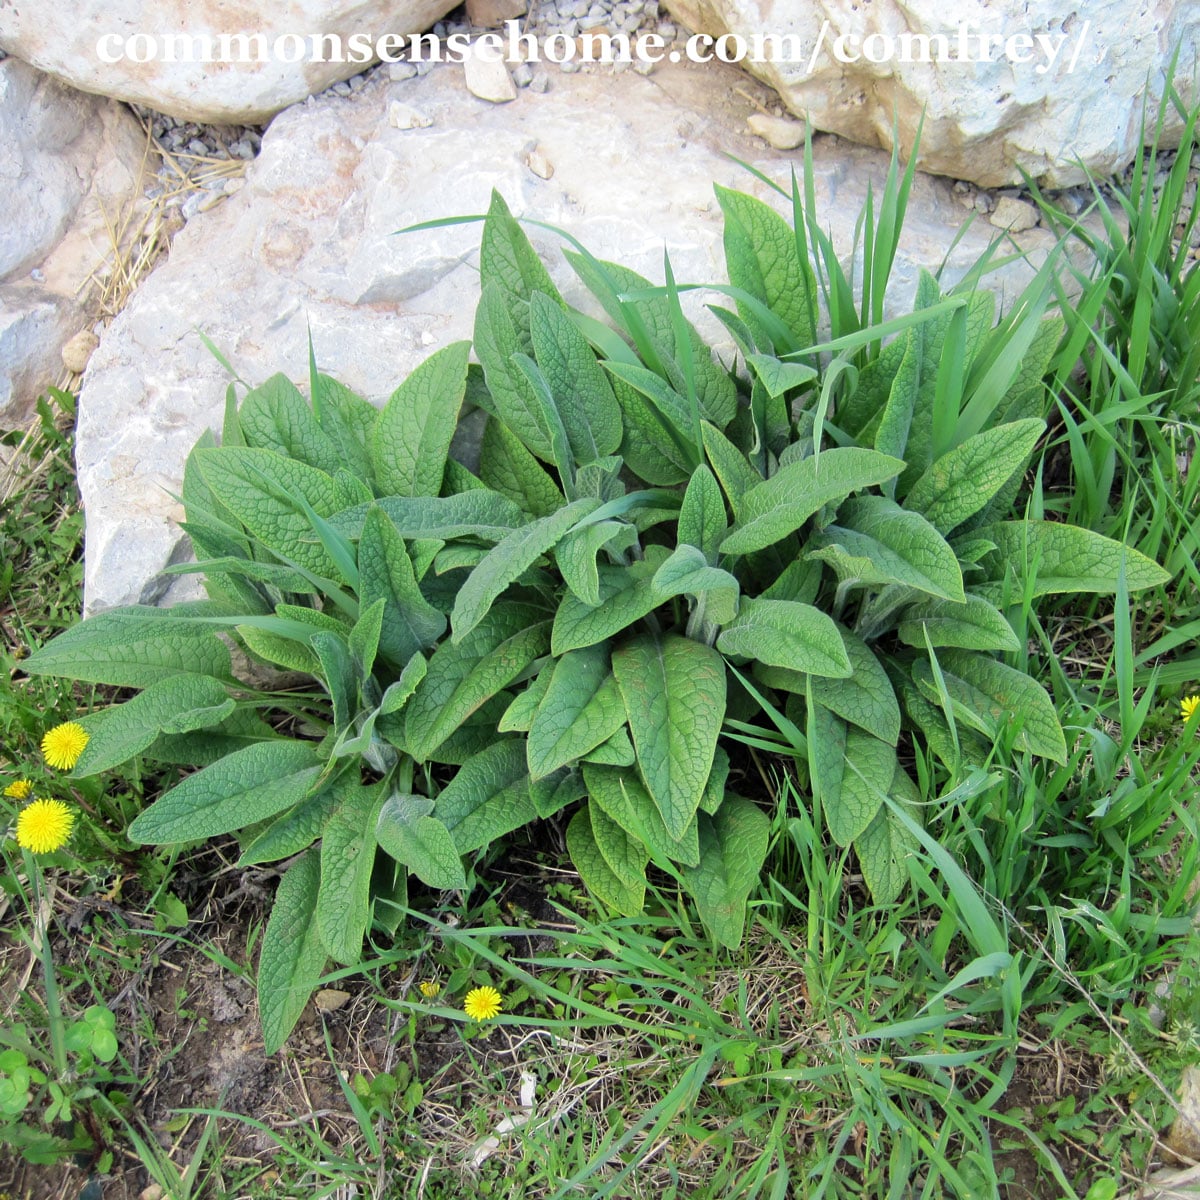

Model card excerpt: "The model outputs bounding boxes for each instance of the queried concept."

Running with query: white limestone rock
[663,0,1200,187]
[0,59,147,421]
[75,59,1055,613]
[0,0,460,124]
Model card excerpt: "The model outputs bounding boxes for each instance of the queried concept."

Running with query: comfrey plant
[23,178,1169,1051]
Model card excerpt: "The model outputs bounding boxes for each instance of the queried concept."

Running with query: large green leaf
[612,633,725,840]
[434,740,536,853]
[317,779,386,965]
[567,807,645,916]
[720,448,904,556]
[74,674,234,777]
[814,497,965,601]
[700,421,762,517]
[239,373,344,475]
[651,545,740,625]
[480,189,563,318]
[716,185,816,351]
[22,607,233,689]
[238,783,342,865]
[680,796,770,949]
[331,490,525,543]
[582,763,699,867]
[405,607,550,762]
[555,520,639,607]
[897,594,1020,652]
[527,646,627,779]
[809,628,901,745]
[678,464,728,564]
[913,649,1067,763]
[479,414,564,518]
[376,794,467,891]
[717,598,850,678]
[451,498,599,640]
[810,706,895,847]
[551,545,670,654]
[853,766,921,906]
[195,447,343,578]
[971,521,1172,598]
[129,739,322,844]
[588,801,650,892]
[357,507,446,665]
[905,419,1044,534]
[609,374,690,485]
[258,850,327,1054]
[530,291,622,462]
[371,341,471,497]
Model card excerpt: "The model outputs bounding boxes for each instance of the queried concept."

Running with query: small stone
[388,61,418,82]
[229,139,255,160]
[512,62,533,87]
[314,989,351,1013]
[973,192,994,214]
[633,58,655,75]
[61,330,99,375]
[388,101,433,129]
[466,0,528,24]
[181,192,203,221]
[420,330,436,346]
[223,177,245,195]
[747,113,806,151]
[1167,1066,1200,1164]
[657,20,676,38]
[332,81,352,97]
[989,195,1040,231]
[529,72,550,92]
[139,1187,164,1200]
[463,44,518,102]
[187,138,208,156]
[415,59,435,76]
[559,59,580,73]
[524,143,554,179]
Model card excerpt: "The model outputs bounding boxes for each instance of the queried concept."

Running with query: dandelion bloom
[4,779,33,800]
[16,798,75,854]
[463,986,503,1021]
[1183,695,1200,724]
[41,723,89,770]
[418,980,441,999]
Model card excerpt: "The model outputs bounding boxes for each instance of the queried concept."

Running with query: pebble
[747,113,806,151]
[388,100,434,129]
[314,989,352,1013]
[388,61,419,82]
[989,195,1040,231]
[529,73,550,92]
[463,46,518,102]
[524,143,554,178]
[512,62,534,87]
[61,330,99,375]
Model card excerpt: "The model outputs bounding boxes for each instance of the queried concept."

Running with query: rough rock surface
[0,1,459,124]
[0,58,147,420]
[76,58,1055,614]
[663,0,1200,187]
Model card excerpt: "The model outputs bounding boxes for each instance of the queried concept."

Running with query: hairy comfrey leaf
[259,850,327,1055]
[913,649,1067,763]
[853,766,921,906]
[555,520,639,607]
[551,545,670,655]
[128,739,322,844]
[451,497,600,640]
[897,594,1020,653]
[582,762,700,867]
[678,465,728,563]
[527,645,627,779]
[652,545,740,626]
[720,448,904,557]
[810,706,896,847]
[588,801,650,892]
[613,633,726,840]
[904,419,1044,534]
[567,807,645,917]
[820,496,965,602]
[238,373,345,476]
[376,795,467,891]
[331,490,525,544]
[317,779,386,965]
[479,414,564,518]
[74,674,234,777]
[480,189,564,320]
[717,598,850,679]
[434,740,536,854]
[371,341,471,498]
[809,628,901,746]
[970,521,1172,599]
[681,797,770,949]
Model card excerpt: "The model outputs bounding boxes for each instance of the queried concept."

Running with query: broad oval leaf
[717,598,850,679]
[376,795,467,891]
[434,740,536,853]
[317,780,386,965]
[897,594,1020,652]
[567,807,645,917]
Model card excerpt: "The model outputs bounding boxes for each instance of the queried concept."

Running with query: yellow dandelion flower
[1182,695,1200,725]
[463,986,502,1021]
[41,723,89,771]
[4,779,33,800]
[418,979,441,999]
[16,799,75,854]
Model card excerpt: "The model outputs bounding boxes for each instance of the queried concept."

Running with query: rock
[0,1,461,124]
[0,59,147,421]
[989,196,1040,232]
[61,330,99,375]
[75,61,1055,614]
[524,143,555,179]
[466,0,528,25]
[463,41,518,102]
[747,113,805,151]
[388,100,434,129]
[314,988,352,1013]
[388,62,419,82]
[662,0,1200,187]
[1167,1066,1200,1164]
